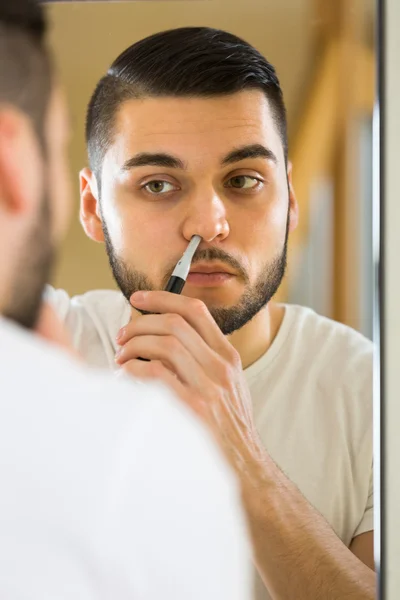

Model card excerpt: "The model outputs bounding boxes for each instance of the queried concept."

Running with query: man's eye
[226,175,261,190]
[143,181,176,194]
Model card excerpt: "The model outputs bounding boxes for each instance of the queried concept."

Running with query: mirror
[45,0,376,337]
[43,1,378,598]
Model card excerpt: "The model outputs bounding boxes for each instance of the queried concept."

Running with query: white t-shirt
[46,287,374,600]
[0,316,252,600]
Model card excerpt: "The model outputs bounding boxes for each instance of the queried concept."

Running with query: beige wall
[385,0,400,595]
[45,0,315,295]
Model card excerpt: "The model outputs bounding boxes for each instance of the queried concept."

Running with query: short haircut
[0,0,52,151]
[86,26,288,183]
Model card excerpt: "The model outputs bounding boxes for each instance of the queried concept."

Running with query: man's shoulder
[44,287,129,365]
[45,286,127,320]
[249,303,373,395]
[0,315,148,417]
[277,304,373,407]
[285,303,373,362]
[0,317,234,487]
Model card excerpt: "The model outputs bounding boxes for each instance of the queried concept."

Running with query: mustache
[163,246,249,286]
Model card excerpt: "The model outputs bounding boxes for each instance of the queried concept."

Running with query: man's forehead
[111,91,282,159]
[117,91,275,130]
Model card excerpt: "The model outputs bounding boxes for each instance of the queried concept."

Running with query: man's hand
[115,290,264,476]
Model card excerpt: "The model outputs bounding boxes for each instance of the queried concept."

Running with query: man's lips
[189,263,236,275]
[187,263,236,286]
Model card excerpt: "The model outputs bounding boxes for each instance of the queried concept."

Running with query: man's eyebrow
[120,144,277,172]
[121,153,186,171]
[221,144,278,166]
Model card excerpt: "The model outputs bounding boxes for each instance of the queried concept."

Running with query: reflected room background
[45,0,375,338]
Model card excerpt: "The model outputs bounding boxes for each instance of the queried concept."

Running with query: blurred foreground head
[0,0,71,329]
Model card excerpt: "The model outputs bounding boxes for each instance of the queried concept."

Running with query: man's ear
[0,107,42,218]
[287,161,299,232]
[79,167,104,242]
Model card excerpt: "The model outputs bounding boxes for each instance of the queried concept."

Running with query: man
[0,4,252,599]
[47,27,375,599]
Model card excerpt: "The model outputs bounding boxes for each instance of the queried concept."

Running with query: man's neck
[227,302,285,370]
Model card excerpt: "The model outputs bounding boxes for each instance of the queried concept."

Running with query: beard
[3,196,54,330]
[102,213,289,336]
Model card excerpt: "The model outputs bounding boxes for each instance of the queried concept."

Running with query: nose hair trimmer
[136,235,202,361]
[164,235,202,293]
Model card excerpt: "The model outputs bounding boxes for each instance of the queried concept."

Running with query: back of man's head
[0,0,51,147]
[0,0,64,330]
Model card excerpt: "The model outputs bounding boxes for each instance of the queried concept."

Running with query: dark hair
[86,26,288,182]
[0,0,52,150]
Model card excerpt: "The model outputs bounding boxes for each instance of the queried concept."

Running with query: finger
[116,313,225,380]
[115,334,212,391]
[117,313,190,345]
[120,359,207,420]
[129,290,233,360]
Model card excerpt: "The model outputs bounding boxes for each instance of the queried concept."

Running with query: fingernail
[116,327,125,343]
[130,291,146,304]
[115,348,122,362]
